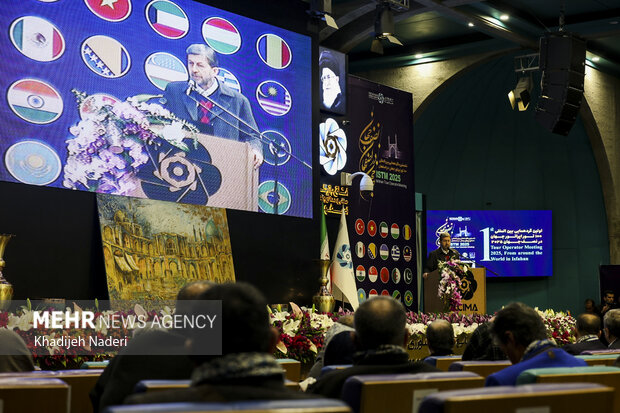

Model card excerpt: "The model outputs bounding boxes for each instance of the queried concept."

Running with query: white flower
[282,319,301,336]
[310,313,334,331]
[407,323,426,335]
[8,312,34,331]
[270,311,290,323]
[160,122,186,146]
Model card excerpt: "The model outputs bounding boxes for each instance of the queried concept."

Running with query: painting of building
[96,194,235,301]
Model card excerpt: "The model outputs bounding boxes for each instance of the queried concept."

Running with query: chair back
[102,398,352,413]
[276,359,301,382]
[423,356,462,371]
[341,371,484,413]
[448,360,511,377]
[0,377,70,413]
[320,365,352,377]
[516,365,620,411]
[577,354,620,366]
[81,360,110,369]
[418,383,613,413]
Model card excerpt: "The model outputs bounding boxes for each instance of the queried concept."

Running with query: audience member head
[188,282,276,362]
[604,309,620,343]
[426,319,455,356]
[353,296,407,350]
[575,313,601,338]
[323,330,355,366]
[337,314,354,328]
[584,298,597,314]
[0,329,34,372]
[175,280,215,317]
[491,302,547,364]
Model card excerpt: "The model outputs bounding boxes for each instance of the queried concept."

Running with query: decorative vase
[0,234,14,310]
[312,259,335,313]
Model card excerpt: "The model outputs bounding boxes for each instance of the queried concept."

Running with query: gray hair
[604,309,620,338]
[186,44,218,67]
[426,319,455,353]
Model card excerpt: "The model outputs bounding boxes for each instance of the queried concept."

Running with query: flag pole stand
[313,259,335,314]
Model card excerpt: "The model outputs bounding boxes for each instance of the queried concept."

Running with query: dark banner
[320,76,416,310]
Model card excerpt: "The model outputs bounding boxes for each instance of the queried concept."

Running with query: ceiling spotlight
[308,0,338,29]
[500,14,509,21]
[592,56,600,62]
[508,75,533,111]
[468,22,475,27]
[414,53,423,58]
[371,2,403,54]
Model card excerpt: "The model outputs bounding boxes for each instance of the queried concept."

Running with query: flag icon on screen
[82,36,131,78]
[7,79,63,124]
[391,223,400,239]
[84,0,131,22]
[380,267,390,283]
[380,244,389,260]
[256,80,291,116]
[367,220,377,237]
[403,224,412,240]
[392,290,401,302]
[369,289,378,298]
[379,222,388,238]
[355,241,365,258]
[358,289,367,303]
[392,268,401,284]
[9,16,65,62]
[216,68,241,93]
[391,245,400,261]
[368,266,378,282]
[404,290,414,306]
[403,268,413,284]
[145,52,188,90]
[356,265,366,282]
[256,34,292,69]
[257,180,291,215]
[403,246,412,262]
[4,140,61,186]
[367,243,376,260]
[146,0,189,39]
[202,17,241,55]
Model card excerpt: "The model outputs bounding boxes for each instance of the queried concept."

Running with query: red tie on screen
[199,100,213,124]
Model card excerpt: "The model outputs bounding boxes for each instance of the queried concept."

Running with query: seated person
[425,320,455,357]
[308,296,439,398]
[604,308,620,349]
[584,298,599,316]
[126,282,321,405]
[0,329,35,372]
[90,280,212,412]
[461,320,507,361]
[485,302,587,386]
[562,313,606,355]
[307,315,355,379]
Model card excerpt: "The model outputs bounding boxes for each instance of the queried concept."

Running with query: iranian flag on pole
[320,204,331,292]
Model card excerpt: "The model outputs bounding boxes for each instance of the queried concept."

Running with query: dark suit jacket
[125,377,320,405]
[90,329,195,412]
[562,338,607,355]
[424,248,460,273]
[163,81,262,154]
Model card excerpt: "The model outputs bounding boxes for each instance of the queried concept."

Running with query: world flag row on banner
[354,241,413,262]
[354,219,412,240]
[356,287,416,308]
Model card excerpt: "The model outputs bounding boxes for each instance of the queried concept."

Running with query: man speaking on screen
[163,44,263,169]
[423,232,460,278]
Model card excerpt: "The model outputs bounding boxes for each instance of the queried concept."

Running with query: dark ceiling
[315,0,620,75]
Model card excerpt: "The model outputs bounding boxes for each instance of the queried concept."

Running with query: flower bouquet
[63,90,199,196]
[437,261,464,312]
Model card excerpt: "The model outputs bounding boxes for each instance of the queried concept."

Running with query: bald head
[426,319,454,354]
[575,313,601,337]
[175,280,214,316]
[354,297,407,350]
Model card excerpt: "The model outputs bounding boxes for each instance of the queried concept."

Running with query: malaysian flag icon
[255,80,291,116]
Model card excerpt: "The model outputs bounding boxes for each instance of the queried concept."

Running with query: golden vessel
[312,259,335,314]
[0,234,14,310]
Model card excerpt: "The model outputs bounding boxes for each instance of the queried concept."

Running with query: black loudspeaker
[535,32,586,136]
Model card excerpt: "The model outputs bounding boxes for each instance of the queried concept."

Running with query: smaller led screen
[426,210,552,277]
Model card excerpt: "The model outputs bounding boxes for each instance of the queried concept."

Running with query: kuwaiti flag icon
[145,52,188,90]
[82,36,131,78]
[256,34,291,69]
[7,79,63,124]
[202,17,241,55]
[10,16,65,62]
[256,80,292,116]
[147,0,189,39]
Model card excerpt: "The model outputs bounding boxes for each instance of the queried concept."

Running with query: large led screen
[0,0,312,218]
[426,210,552,277]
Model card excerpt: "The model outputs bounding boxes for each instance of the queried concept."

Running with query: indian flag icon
[202,17,241,55]
[7,79,63,124]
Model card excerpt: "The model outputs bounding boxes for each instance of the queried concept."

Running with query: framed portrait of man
[319,46,347,115]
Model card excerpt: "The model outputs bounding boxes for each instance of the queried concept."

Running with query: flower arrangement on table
[437,260,467,311]
[62,90,199,196]
[537,308,577,345]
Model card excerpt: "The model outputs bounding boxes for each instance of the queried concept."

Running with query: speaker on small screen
[535,32,586,136]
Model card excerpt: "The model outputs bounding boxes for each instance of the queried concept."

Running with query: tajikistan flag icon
[202,17,241,55]
[10,16,65,62]
[7,79,63,124]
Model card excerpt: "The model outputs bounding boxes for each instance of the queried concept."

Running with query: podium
[424,267,486,314]
[134,132,258,211]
